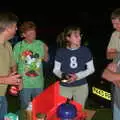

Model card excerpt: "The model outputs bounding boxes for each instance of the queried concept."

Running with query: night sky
[0,5,116,59]
[0,4,117,53]
[0,4,117,57]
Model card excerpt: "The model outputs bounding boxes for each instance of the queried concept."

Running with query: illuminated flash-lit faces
[23,29,36,43]
[112,18,120,32]
[66,30,82,47]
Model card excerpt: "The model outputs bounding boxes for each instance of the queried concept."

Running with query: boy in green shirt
[13,21,48,110]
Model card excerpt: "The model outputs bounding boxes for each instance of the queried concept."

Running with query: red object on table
[32,81,86,120]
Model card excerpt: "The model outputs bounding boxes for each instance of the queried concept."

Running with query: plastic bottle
[26,102,32,120]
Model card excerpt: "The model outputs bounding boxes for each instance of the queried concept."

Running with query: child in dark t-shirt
[53,26,95,108]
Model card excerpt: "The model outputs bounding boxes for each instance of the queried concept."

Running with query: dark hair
[64,26,80,38]
[111,8,120,20]
[0,12,18,32]
[56,26,80,48]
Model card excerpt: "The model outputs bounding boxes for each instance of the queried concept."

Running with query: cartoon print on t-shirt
[21,50,42,77]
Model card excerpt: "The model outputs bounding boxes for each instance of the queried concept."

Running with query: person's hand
[66,73,77,83]
[112,80,120,88]
[107,48,117,59]
[106,63,120,87]
[107,63,117,72]
[7,72,22,85]
[18,81,23,91]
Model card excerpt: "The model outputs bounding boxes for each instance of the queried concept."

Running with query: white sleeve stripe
[76,59,95,80]
[53,60,62,78]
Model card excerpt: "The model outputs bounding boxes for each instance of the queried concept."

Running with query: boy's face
[112,18,120,32]
[23,29,36,43]
[6,23,17,40]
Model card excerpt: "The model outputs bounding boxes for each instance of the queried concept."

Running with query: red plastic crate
[32,81,83,120]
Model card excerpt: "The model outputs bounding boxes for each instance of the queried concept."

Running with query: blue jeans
[113,103,120,120]
[0,96,7,120]
[20,88,42,109]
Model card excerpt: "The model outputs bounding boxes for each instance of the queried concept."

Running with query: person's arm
[106,48,117,60]
[102,67,120,88]
[102,63,120,82]
[106,32,118,60]
[0,76,8,84]
[9,41,18,73]
[75,59,95,80]
[102,68,119,82]
[11,42,22,89]
[43,44,49,62]
[10,64,23,90]
[0,73,21,85]
[10,65,17,73]
[102,63,120,87]
[53,60,62,78]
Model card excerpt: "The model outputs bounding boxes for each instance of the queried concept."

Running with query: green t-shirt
[13,40,45,88]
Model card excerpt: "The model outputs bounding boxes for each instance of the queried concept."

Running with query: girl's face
[66,31,81,47]
[112,18,120,32]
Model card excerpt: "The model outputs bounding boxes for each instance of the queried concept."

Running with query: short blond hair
[0,12,18,32]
